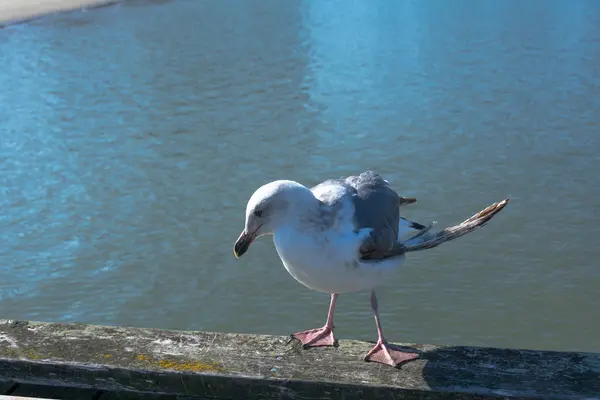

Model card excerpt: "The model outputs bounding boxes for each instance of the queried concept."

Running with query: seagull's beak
[399,197,417,205]
[233,230,254,259]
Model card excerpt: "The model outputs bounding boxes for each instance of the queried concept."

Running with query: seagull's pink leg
[364,289,419,367]
[292,293,338,348]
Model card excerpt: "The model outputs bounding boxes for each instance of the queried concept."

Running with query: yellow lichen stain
[104,354,112,358]
[134,353,223,373]
[22,349,41,360]
[157,359,224,372]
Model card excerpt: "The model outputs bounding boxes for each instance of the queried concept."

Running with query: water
[1,0,599,353]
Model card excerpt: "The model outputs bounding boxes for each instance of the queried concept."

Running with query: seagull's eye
[254,210,263,217]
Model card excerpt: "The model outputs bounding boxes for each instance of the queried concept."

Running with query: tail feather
[398,216,433,239]
[401,197,510,252]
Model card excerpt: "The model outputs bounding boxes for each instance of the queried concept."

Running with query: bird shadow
[417,345,598,398]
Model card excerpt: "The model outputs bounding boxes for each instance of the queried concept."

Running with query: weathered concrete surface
[0,320,598,400]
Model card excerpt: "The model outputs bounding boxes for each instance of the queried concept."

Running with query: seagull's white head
[233,180,314,258]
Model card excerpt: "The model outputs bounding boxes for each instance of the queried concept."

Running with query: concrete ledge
[0,320,598,399]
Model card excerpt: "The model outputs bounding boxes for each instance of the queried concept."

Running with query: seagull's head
[234,180,313,259]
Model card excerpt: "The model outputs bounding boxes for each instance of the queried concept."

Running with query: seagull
[233,171,508,368]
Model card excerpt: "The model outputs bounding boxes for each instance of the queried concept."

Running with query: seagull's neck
[271,181,322,234]
[287,181,319,205]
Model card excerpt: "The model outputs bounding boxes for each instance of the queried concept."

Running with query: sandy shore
[0,0,117,26]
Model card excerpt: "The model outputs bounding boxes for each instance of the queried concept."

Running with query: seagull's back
[311,171,402,260]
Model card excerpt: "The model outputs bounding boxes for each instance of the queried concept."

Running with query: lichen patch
[134,353,224,373]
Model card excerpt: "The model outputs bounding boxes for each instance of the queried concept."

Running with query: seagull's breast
[272,224,402,294]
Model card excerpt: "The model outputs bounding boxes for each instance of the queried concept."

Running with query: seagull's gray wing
[344,171,416,261]
[311,172,509,261]
[358,197,509,261]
